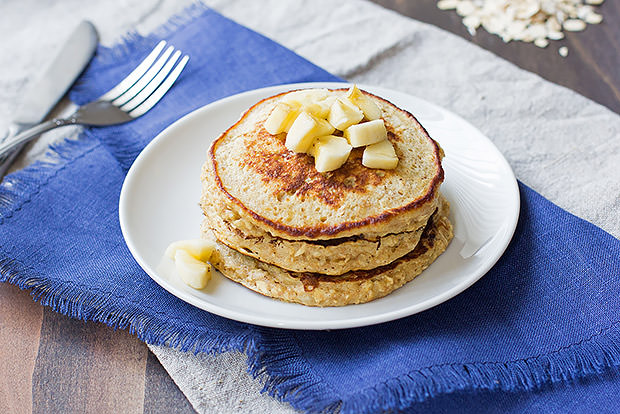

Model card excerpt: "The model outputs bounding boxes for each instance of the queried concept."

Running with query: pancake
[201,88,444,241]
[206,199,453,307]
[201,195,432,275]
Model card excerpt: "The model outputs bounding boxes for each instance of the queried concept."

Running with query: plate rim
[119,81,520,330]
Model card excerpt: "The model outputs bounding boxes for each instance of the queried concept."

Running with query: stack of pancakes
[200,88,453,307]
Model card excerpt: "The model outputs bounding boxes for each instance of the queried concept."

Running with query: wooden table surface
[372,0,620,114]
[1,2,618,413]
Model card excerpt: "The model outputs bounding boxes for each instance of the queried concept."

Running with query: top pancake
[203,88,444,240]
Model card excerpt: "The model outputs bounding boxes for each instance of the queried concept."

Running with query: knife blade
[0,20,98,177]
[13,21,98,125]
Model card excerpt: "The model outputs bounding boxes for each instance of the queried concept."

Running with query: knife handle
[0,119,70,179]
[0,145,23,178]
[0,124,22,178]
[0,119,67,163]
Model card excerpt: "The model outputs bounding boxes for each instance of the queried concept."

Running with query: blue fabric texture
[1,7,619,413]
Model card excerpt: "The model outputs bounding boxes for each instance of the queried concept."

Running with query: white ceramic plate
[119,82,519,330]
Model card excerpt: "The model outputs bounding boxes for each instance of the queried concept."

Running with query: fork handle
[0,119,72,161]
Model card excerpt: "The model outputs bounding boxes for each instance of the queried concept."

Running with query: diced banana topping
[263,102,299,135]
[264,85,398,172]
[311,135,352,173]
[286,112,335,153]
[346,85,382,120]
[344,119,387,148]
[165,239,216,289]
[362,140,399,170]
[328,98,363,130]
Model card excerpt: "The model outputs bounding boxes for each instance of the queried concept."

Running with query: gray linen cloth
[2,0,619,412]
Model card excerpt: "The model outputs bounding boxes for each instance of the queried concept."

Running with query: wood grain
[0,284,194,414]
[370,0,620,114]
[32,309,147,413]
[0,284,43,414]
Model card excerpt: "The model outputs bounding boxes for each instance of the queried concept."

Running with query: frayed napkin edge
[248,323,620,414]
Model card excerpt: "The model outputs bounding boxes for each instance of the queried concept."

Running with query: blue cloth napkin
[1,7,619,414]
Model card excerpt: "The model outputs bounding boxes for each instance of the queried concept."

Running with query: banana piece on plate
[344,119,387,148]
[174,249,213,289]
[165,239,216,289]
[362,139,399,169]
[165,239,215,262]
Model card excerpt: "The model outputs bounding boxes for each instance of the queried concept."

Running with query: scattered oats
[463,14,481,35]
[436,0,605,48]
[559,46,569,57]
[556,9,567,23]
[507,21,528,39]
[456,1,476,16]
[516,3,540,19]
[565,4,579,18]
[482,18,506,35]
[546,16,562,32]
[541,1,557,15]
[463,14,481,29]
[585,12,603,24]
[535,38,550,47]
[563,18,587,31]
[437,0,459,10]
[577,5,593,19]
[529,23,548,38]
[547,30,565,40]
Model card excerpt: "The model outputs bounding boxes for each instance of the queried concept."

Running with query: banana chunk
[344,119,387,148]
[346,85,382,120]
[165,239,215,262]
[282,89,329,106]
[264,102,299,134]
[286,112,335,153]
[311,135,353,173]
[174,249,212,289]
[282,89,337,119]
[165,239,216,289]
[301,98,337,119]
[328,98,364,130]
[362,139,399,169]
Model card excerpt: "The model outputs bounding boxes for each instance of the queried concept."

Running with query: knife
[0,20,98,178]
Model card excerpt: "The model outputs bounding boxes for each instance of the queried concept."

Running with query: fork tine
[120,50,182,112]
[112,45,175,106]
[129,55,189,118]
[99,40,167,101]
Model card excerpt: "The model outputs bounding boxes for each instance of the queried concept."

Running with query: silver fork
[0,40,189,160]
